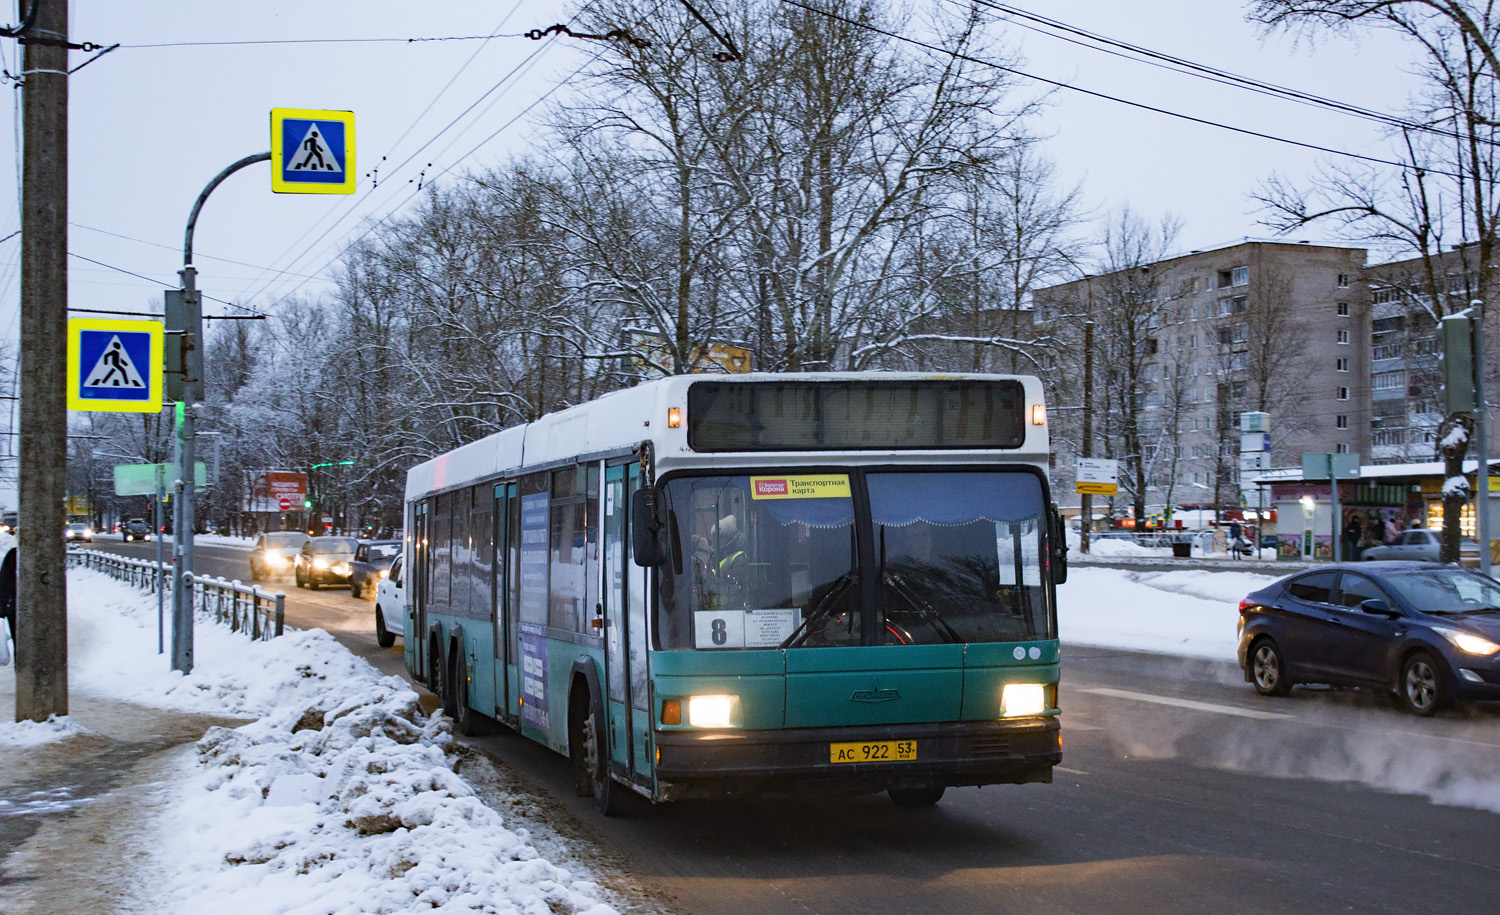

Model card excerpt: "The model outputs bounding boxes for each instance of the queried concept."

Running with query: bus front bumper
[653,717,1061,801]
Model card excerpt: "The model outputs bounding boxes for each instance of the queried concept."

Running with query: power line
[69,222,320,281]
[66,252,270,317]
[964,0,1489,149]
[255,49,607,309]
[117,33,532,50]
[233,38,573,308]
[231,19,562,307]
[777,0,1467,182]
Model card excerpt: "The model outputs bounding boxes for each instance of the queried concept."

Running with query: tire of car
[351,578,362,599]
[295,567,306,589]
[889,786,946,806]
[375,605,395,649]
[1250,637,1293,697]
[1399,651,1448,716]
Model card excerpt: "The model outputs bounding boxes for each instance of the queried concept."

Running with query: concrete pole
[1080,318,1094,555]
[15,0,70,722]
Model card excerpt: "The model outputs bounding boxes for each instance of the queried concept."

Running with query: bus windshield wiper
[781,571,857,649]
[882,571,962,643]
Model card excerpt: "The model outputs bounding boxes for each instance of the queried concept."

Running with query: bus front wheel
[573,693,625,816]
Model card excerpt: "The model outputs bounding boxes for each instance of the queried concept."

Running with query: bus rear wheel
[889,786,945,806]
[449,650,483,737]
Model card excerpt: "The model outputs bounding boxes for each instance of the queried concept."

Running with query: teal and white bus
[402,373,1066,813]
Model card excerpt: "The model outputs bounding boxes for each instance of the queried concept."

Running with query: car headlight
[379,568,389,578]
[334,562,351,574]
[266,555,286,568]
[686,694,737,728]
[1432,625,1500,656]
[1001,683,1047,717]
[312,558,330,570]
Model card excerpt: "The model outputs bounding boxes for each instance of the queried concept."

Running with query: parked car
[349,539,401,599]
[122,518,152,542]
[1360,528,1481,566]
[1237,561,1500,715]
[249,531,310,581]
[374,553,404,648]
[63,522,93,543]
[295,536,359,589]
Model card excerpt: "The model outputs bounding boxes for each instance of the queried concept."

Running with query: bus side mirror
[632,487,667,567]
[1050,505,1069,585]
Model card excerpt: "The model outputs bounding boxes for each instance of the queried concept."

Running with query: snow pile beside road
[0,714,93,747]
[1058,567,1244,659]
[68,567,372,719]
[1129,568,1285,604]
[35,568,614,915]
[154,678,615,915]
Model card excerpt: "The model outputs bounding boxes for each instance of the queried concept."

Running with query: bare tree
[1252,0,1500,561]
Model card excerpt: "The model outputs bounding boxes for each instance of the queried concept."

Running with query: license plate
[830,740,917,763]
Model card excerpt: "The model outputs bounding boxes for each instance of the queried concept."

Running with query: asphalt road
[84,538,1500,914]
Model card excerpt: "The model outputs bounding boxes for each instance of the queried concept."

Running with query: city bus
[401,373,1066,814]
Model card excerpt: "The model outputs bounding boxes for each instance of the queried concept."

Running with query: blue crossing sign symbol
[271,108,356,195]
[67,318,164,413]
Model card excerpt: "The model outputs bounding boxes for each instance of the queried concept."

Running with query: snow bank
[155,682,614,915]
[0,714,93,747]
[1057,567,1282,660]
[17,568,616,915]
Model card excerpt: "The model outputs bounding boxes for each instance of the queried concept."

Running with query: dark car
[295,536,359,589]
[250,531,310,581]
[1238,562,1500,715]
[122,518,152,542]
[349,539,400,599]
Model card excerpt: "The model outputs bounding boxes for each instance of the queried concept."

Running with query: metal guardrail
[67,548,285,641]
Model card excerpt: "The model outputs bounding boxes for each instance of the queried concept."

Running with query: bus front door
[605,462,655,791]
[406,501,428,680]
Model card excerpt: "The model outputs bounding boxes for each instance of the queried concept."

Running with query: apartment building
[1032,239,1370,512]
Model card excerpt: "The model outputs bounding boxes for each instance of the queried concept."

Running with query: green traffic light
[303,499,313,509]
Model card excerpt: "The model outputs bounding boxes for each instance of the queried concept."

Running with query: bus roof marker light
[1032,404,1046,425]
[667,407,682,428]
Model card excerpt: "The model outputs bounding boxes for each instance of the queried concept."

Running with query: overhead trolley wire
[259,48,607,309]
[777,0,1468,181]
[231,4,563,307]
[963,0,1494,149]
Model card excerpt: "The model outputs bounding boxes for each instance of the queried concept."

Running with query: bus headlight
[1001,683,1047,717]
[687,694,736,728]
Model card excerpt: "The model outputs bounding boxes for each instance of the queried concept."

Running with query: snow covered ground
[0,569,616,915]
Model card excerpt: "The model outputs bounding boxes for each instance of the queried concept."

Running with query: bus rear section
[639,466,1063,803]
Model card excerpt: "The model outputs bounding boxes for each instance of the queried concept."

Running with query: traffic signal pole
[170,152,269,673]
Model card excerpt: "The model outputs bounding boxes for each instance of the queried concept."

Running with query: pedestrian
[1384,513,1401,544]
[1229,521,1242,559]
[1341,510,1362,561]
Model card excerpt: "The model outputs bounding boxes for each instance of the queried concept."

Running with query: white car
[374,553,404,648]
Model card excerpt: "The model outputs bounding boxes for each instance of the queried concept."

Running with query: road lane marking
[1055,766,1090,776]
[1080,687,1292,720]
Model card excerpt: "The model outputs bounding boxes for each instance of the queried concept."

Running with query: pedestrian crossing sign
[67,318,164,413]
[270,108,355,195]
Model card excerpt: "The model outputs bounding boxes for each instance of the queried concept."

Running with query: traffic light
[303,498,313,510]
[1441,313,1476,414]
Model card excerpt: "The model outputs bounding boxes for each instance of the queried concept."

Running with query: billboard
[263,471,308,502]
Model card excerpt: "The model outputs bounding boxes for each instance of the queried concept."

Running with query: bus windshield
[655,470,1053,650]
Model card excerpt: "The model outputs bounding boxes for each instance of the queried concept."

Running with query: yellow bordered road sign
[67,318,164,413]
[271,108,355,195]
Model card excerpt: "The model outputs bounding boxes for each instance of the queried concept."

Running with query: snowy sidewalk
[0,569,619,915]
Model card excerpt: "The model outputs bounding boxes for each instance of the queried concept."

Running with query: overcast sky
[0,1,1421,509]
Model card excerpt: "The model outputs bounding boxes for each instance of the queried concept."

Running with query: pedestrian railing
[67,549,285,642]
[188,573,285,641]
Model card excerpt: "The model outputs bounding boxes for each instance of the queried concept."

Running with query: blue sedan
[1237,562,1500,715]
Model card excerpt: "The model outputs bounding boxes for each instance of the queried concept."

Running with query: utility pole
[1081,318,1094,555]
[16,0,70,722]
